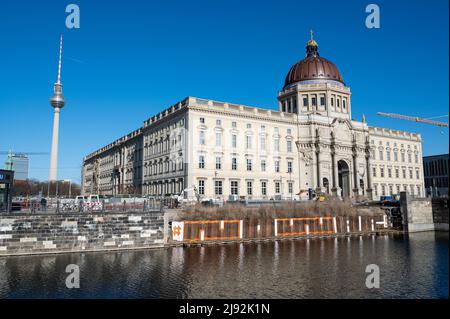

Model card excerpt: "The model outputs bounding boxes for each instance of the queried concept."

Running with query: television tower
[49,34,65,181]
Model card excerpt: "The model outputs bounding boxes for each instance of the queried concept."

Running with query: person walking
[40,197,47,212]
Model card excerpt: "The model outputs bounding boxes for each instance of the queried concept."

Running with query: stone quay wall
[0,211,164,256]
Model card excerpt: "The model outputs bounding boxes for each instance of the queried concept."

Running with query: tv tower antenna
[49,33,66,181]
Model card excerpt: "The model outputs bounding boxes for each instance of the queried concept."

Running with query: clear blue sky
[0,0,448,183]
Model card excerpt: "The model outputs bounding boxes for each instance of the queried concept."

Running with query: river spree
[0,232,448,299]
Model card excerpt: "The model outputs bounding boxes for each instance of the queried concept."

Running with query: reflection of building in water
[82,35,424,200]
[423,154,449,197]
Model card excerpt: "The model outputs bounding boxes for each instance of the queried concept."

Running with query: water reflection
[0,232,447,299]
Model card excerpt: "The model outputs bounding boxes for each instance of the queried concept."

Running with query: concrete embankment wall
[400,192,449,232]
[171,214,387,244]
[0,211,164,256]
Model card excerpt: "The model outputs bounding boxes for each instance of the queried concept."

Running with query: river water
[0,232,448,299]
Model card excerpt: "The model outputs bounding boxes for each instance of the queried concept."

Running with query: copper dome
[284,38,344,88]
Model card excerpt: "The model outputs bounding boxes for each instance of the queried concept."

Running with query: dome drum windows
[319,94,326,111]
[302,95,309,111]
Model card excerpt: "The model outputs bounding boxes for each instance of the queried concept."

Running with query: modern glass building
[9,155,29,181]
[423,154,449,197]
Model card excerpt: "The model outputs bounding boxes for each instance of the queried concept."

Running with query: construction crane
[377,112,449,127]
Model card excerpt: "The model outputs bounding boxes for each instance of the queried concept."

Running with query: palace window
[287,161,293,173]
[275,160,280,173]
[395,168,399,178]
[303,96,308,107]
[379,150,384,161]
[232,134,237,148]
[409,169,413,179]
[386,151,391,161]
[215,181,223,195]
[394,151,398,161]
[232,157,237,170]
[388,168,392,178]
[216,157,222,170]
[200,117,205,124]
[247,181,253,196]
[199,131,205,145]
[275,182,281,194]
[288,182,293,194]
[261,160,266,172]
[230,181,239,195]
[246,136,252,149]
[247,159,253,171]
[274,138,280,152]
[373,167,377,177]
[216,119,221,126]
[232,121,237,128]
[287,140,292,152]
[401,153,405,162]
[416,170,420,179]
[198,155,205,169]
[312,97,317,107]
[215,132,222,147]
[380,167,384,178]
[260,136,266,151]
[198,180,205,195]
[261,181,267,196]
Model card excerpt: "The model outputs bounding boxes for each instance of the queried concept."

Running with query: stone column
[352,151,359,197]
[311,146,317,190]
[331,150,337,196]
[333,155,341,198]
[365,145,373,200]
[315,147,322,194]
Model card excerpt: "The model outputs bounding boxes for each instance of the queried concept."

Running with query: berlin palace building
[82,36,425,200]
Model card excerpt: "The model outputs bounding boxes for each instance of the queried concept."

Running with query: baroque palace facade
[82,37,425,200]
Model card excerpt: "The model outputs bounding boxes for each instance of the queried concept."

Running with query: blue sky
[0,0,448,183]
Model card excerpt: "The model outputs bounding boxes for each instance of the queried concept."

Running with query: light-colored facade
[82,37,425,200]
[369,127,424,198]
